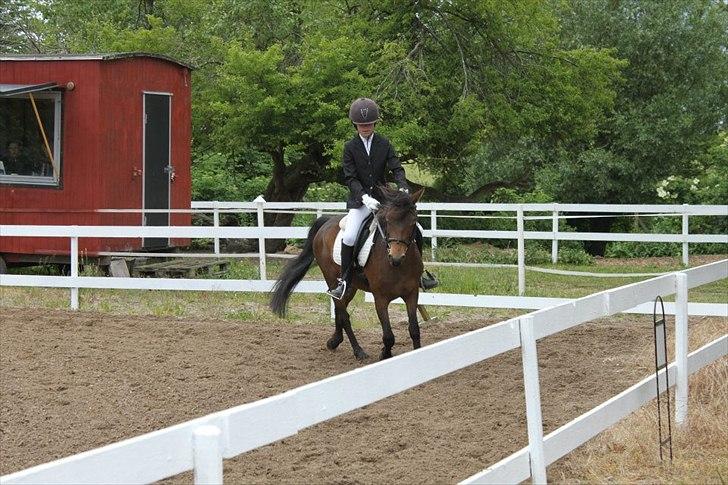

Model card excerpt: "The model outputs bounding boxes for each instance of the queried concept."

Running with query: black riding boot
[327,243,354,300]
[415,228,439,290]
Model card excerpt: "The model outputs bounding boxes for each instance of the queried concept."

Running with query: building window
[0,90,62,187]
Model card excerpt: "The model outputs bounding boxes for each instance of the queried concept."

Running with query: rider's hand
[361,194,381,211]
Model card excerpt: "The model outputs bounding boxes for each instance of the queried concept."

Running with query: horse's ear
[410,187,425,204]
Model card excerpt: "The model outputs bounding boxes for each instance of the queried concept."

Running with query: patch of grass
[225,259,261,279]
[430,265,519,295]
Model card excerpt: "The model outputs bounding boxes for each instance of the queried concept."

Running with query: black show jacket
[342,132,409,209]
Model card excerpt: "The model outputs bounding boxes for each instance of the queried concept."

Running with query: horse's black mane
[379,186,414,211]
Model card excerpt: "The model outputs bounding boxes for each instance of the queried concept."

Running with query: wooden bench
[133,258,231,278]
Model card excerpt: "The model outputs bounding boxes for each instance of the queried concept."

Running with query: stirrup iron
[327,278,347,300]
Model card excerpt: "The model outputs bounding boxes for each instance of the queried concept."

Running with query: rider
[326,97,438,300]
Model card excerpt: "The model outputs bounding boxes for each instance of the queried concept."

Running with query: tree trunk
[261,143,326,252]
[567,214,616,256]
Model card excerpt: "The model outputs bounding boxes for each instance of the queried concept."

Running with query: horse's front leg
[374,295,395,360]
[404,290,421,349]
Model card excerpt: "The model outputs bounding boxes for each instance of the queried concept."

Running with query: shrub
[558,247,595,265]
[605,215,727,258]
[303,182,349,202]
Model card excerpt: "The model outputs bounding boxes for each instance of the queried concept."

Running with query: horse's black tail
[270,216,330,317]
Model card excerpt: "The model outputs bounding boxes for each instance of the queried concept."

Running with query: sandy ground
[0,307,724,483]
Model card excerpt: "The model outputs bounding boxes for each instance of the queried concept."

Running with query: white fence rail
[188,200,727,268]
[100,200,728,292]
[2,260,726,484]
[1,207,727,303]
[1,224,726,317]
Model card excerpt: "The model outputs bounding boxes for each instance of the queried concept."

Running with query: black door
[143,93,171,249]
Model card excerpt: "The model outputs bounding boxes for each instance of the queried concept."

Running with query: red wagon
[0,53,192,272]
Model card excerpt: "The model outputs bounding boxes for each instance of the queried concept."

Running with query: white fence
[189,201,728,259]
[1,223,727,317]
[4,201,728,298]
[1,260,726,484]
[117,200,727,295]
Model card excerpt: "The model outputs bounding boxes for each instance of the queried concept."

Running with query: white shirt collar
[359,133,373,155]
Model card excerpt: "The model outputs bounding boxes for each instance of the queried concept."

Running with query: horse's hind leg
[342,308,369,361]
[405,291,421,349]
[326,308,345,350]
[329,294,369,361]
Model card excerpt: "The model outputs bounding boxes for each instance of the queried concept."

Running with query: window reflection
[0,92,60,184]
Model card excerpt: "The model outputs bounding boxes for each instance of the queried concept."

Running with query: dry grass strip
[550,354,727,483]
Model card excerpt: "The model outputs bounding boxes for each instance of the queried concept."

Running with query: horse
[270,187,425,360]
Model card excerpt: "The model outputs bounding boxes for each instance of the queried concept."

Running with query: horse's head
[376,186,425,266]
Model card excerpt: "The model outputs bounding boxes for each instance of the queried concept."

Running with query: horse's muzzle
[389,254,404,267]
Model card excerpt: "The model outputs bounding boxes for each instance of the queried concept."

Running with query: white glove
[361,194,381,211]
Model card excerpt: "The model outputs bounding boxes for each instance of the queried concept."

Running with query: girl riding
[326,97,438,299]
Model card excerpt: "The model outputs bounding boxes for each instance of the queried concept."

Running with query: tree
[341,0,624,202]
[0,0,44,53]
[200,34,372,238]
[545,0,728,204]
[540,0,728,253]
[12,1,692,214]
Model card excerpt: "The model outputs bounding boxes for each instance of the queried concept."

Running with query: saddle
[333,214,377,268]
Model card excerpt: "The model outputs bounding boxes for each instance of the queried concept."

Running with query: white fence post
[254,196,267,280]
[316,208,323,219]
[193,425,223,485]
[517,206,526,296]
[213,201,220,255]
[520,315,547,484]
[682,205,689,266]
[70,235,79,310]
[430,209,437,262]
[675,272,689,425]
[551,204,559,264]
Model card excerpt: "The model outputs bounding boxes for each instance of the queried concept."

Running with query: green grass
[1,255,725,328]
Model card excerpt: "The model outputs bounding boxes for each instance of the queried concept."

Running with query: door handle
[165,164,177,181]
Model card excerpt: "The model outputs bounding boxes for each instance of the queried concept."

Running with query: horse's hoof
[354,349,369,361]
[327,337,342,350]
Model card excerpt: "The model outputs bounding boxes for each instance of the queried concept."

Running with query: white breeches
[342,205,372,246]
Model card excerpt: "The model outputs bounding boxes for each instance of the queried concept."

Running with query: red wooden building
[0,53,192,271]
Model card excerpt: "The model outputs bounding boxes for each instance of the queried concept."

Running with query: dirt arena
[0,307,724,483]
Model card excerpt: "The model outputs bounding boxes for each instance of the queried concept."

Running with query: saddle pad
[333,217,377,267]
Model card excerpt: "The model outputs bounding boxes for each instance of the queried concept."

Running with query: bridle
[375,212,415,256]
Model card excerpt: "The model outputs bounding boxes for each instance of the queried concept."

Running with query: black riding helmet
[348,97,380,125]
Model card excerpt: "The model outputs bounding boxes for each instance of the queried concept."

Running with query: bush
[191,151,272,227]
[605,215,727,258]
[303,182,349,202]
[558,247,595,265]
